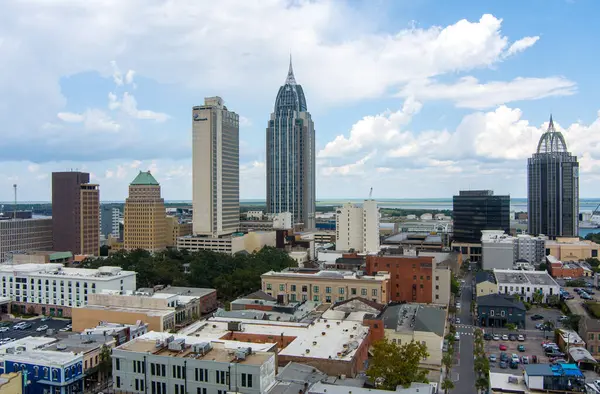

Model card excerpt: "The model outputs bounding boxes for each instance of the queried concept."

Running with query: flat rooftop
[0,264,135,279]
[183,317,369,361]
[0,349,81,365]
[117,332,274,366]
[381,304,446,336]
[493,269,559,287]
[0,336,56,353]
[262,269,388,281]
[80,304,173,317]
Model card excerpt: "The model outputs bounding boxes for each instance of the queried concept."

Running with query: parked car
[454,333,460,341]
[499,361,508,369]
[508,334,517,341]
[511,354,520,363]
[587,290,596,295]
[530,314,544,320]
[0,322,10,328]
[518,344,526,352]
[40,316,51,322]
[500,352,509,362]
[522,356,529,364]
[493,334,501,341]
[0,327,8,333]
[509,361,519,369]
[535,323,544,330]
[12,323,24,330]
[484,333,492,340]
[455,318,461,324]
[558,315,568,321]
[499,344,508,351]
[581,292,592,300]
[489,354,497,362]
[502,334,509,341]
[36,325,48,332]
[552,358,568,365]
[518,335,525,341]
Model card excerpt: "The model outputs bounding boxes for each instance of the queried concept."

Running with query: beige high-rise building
[165,216,192,247]
[192,97,240,236]
[124,171,166,252]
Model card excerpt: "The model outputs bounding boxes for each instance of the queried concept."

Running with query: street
[450,272,477,394]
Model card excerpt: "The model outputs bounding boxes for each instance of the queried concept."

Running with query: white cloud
[110,61,123,86]
[125,70,136,85]
[398,76,576,109]
[506,36,540,56]
[108,92,120,110]
[27,164,40,173]
[57,109,121,132]
[120,93,169,122]
[239,116,252,127]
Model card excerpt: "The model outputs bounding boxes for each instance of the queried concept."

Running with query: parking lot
[0,317,72,343]
[482,307,569,373]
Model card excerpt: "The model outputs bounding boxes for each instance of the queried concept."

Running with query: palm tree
[441,378,455,394]
[442,353,453,373]
[543,320,555,339]
[475,376,489,393]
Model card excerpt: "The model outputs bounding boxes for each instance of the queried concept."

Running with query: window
[290,285,296,291]
[116,376,121,388]
[590,345,595,353]
[413,275,417,280]
[338,296,345,301]
[436,276,439,281]
[351,288,357,295]
[436,295,439,300]
[372,289,377,296]
[436,285,439,290]
[339,288,345,294]
[266,283,272,290]
[361,288,367,296]
[326,296,331,303]
[242,373,253,387]
[197,389,207,394]
[115,358,120,371]
[216,370,226,384]
[290,294,297,301]
[151,363,156,376]
[590,334,595,340]
[325,287,331,294]
[426,276,430,280]
[420,276,423,280]
[279,284,284,291]
[302,285,308,292]
[313,286,319,293]
[313,295,319,301]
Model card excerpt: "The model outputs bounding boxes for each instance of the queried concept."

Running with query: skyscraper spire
[285,54,296,85]
[549,114,555,131]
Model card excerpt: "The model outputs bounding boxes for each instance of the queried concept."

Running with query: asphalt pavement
[450,272,477,394]
[0,317,71,342]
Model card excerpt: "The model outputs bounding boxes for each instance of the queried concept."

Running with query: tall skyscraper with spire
[266,58,316,229]
[528,115,579,238]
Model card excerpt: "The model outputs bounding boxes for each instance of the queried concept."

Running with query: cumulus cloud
[506,36,540,56]
[57,109,121,132]
[398,76,576,109]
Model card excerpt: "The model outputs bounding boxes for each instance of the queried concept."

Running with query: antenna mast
[13,184,17,219]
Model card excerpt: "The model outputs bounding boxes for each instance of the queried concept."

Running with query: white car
[455,318,461,324]
[511,354,520,363]
[0,327,9,333]
[502,334,509,341]
[454,333,460,341]
[493,334,501,341]
[517,335,525,341]
[36,325,48,332]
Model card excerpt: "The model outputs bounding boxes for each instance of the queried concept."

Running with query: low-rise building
[476,294,526,329]
[0,348,84,394]
[581,317,600,359]
[82,321,149,344]
[545,237,600,261]
[11,251,73,265]
[546,256,589,278]
[0,264,136,318]
[379,303,447,367]
[365,253,451,305]
[0,372,21,394]
[72,286,216,332]
[261,268,390,304]
[523,364,586,392]
[556,329,585,351]
[177,231,276,254]
[180,316,370,377]
[475,271,498,297]
[494,269,560,303]
[112,332,277,394]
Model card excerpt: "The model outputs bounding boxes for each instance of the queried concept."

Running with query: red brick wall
[242,303,274,312]
[549,264,584,278]
[199,291,218,314]
[363,317,384,345]
[11,302,72,317]
[366,255,434,303]
[218,332,297,349]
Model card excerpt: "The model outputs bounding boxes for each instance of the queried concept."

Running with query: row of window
[266,283,378,296]
[121,359,253,388]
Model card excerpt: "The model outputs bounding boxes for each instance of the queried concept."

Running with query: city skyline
[2,1,600,201]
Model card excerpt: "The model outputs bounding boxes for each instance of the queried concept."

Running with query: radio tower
[13,184,17,220]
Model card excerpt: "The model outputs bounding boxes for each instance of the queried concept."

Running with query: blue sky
[1,0,600,201]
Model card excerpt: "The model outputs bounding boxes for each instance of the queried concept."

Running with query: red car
[499,344,508,351]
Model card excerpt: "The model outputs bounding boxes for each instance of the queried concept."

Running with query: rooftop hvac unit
[235,346,252,360]
[192,342,212,355]
[168,338,185,351]
[228,321,242,332]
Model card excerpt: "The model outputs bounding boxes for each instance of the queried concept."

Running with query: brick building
[365,254,450,304]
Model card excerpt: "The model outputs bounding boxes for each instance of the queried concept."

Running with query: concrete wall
[476,281,498,297]
[0,372,22,394]
[482,241,514,270]
[72,307,165,332]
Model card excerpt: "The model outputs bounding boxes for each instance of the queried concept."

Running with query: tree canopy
[81,247,296,302]
[367,339,429,390]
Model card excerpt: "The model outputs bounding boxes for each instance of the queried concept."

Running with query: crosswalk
[456,324,472,329]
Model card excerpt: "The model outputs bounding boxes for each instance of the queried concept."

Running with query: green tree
[586,257,600,267]
[565,279,587,287]
[505,323,517,331]
[367,339,429,390]
[441,378,454,394]
[547,294,560,306]
[442,353,453,373]
[538,262,548,271]
[475,377,489,393]
[98,345,112,381]
[450,274,460,295]
[532,290,544,304]
[563,315,581,331]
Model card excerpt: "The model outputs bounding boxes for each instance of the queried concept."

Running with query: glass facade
[453,190,510,244]
[528,117,579,237]
[266,60,315,229]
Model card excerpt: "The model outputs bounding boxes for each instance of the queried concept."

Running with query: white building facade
[515,234,546,264]
[0,264,136,316]
[112,332,276,394]
[481,230,515,270]
[335,200,380,253]
[192,97,240,237]
[494,269,560,303]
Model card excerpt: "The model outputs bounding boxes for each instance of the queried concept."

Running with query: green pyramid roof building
[130,171,159,186]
